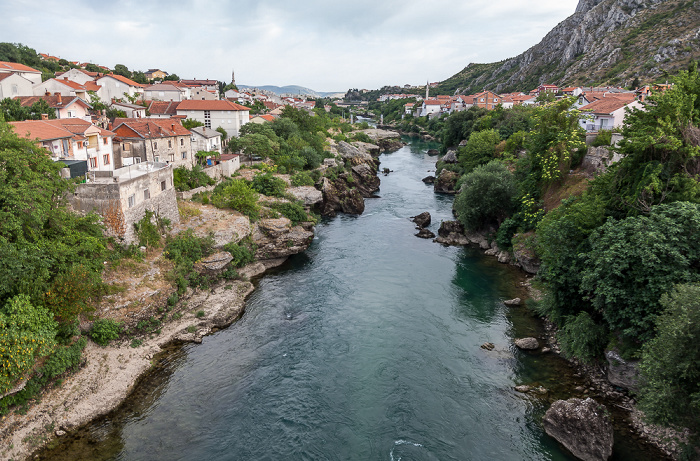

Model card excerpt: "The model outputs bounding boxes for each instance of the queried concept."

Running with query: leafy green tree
[85,63,101,73]
[113,64,131,78]
[441,106,489,149]
[211,179,260,220]
[163,74,179,81]
[182,118,204,130]
[639,284,700,433]
[232,133,279,159]
[458,128,502,174]
[215,126,228,140]
[453,161,517,231]
[250,172,287,197]
[581,202,700,340]
[131,71,148,85]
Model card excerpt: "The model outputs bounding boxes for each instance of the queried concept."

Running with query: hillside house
[111,118,193,168]
[10,117,116,171]
[96,74,145,104]
[0,72,34,98]
[111,101,147,118]
[0,61,42,85]
[190,126,223,156]
[56,68,105,85]
[70,162,179,244]
[144,69,168,80]
[176,99,250,137]
[144,82,189,101]
[17,93,92,120]
[33,77,89,99]
[146,100,180,118]
[578,97,642,132]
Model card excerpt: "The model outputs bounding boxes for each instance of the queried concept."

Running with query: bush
[268,201,309,225]
[222,241,256,268]
[298,146,322,169]
[290,171,316,187]
[639,284,700,432]
[453,161,517,231]
[0,295,57,394]
[134,210,161,248]
[164,230,214,268]
[211,179,260,220]
[250,172,287,197]
[559,312,608,363]
[173,165,215,192]
[89,318,122,346]
[592,129,613,147]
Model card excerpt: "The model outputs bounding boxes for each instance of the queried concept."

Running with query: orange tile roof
[100,73,145,88]
[50,78,86,90]
[112,118,190,139]
[177,100,250,111]
[147,100,181,116]
[0,61,41,73]
[579,97,636,114]
[16,95,91,109]
[9,119,114,142]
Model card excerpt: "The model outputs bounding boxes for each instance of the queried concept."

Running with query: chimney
[64,77,68,81]
[41,113,49,120]
[56,93,62,105]
[45,90,50,97]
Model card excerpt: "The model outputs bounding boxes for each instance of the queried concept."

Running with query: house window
[103,154,110,165]
[180,138,184,146]
[89,157,97,168]
[161,180,166,191]
[169,153,175,162]
[11,84,18,95]
[480,98,484,102]
[123,142,131,151]
[115,82,120,87]
[103,137,108,145]
[154,156,159,162]
[181,151,187,159]
[144,189,150,200]
[154,141,158,149]
[204,110,211,128]
[128,194,135,208]
[494,98,498,102]
[168,140,172,148]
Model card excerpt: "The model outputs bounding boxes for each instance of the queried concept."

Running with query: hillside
[438,0,700,94]
[237,84,342,98]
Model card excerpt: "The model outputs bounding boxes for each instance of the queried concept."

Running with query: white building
[0,72,34,98]
[144,82,189,101]
[176,100,250,137]
[190,126,223,156]
[578,97,643,132]
[96,74,145,104]
[0,61,42,85]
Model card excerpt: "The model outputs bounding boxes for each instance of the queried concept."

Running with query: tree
[182,118,204,130]
[581,202,700,340]
[453,161,517,231]
[84,63,101,73]
[163,74,179,81]
[639,284,700,434]
[215,126,228,140]
[113,64,131,78]
[441,106,489,149]
[131,71,148,85]
[458,128,502,174]
[211,179,260,220]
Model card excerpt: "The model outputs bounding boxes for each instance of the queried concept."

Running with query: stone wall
[202,158,240,181]
[176,184,217,201]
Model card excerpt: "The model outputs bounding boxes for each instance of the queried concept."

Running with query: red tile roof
[147,100,181,116]
[0,61,41,73]
[9,119,114,142]
[579,97,636,114]
[112,118,190,139]
[16,95,91,109]
[177,100,250,111]
[100,73,145,88]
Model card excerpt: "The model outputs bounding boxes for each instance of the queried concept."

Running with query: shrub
[89,318,122,346]
[453,161,517,231]
[133,210,162,248]
[195,310,205,318]
[298,146,322,169]
[290,171,316,187]
[592,129,613,147]
[211,179,260,220]
[251,172,287,197]
[222,241,256,267]
[173,165,215,192]
[559,312,608,363]
[639,284,700,432]
[268,201,309,225]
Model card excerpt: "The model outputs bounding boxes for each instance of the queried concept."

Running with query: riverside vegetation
[0,103,388,459]
[377,65,700,453]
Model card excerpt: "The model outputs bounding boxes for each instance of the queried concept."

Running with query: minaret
[425,81,429,100]
[231,69,236,87]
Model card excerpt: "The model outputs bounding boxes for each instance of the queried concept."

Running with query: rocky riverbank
[0,143,388,460]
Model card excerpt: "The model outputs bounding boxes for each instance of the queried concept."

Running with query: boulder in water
[543,398,614,461]
[415,228,436,239]
[411,212,431,228]
[514,337,539,350]
[422,175,435,184]
[504,298,521,306]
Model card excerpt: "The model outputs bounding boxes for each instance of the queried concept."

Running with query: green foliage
[559,312,609,363]
[290,170,318,187]
[581,201,700,340]
[106,108,126,119]
[195,310,205,318]
[211,178,260,219]
[0,295,57,393]
[173,165,215,191]
[453,161,517,231]
[182,118,205,129]
[458,129,502,174]
[222,241,256,268]
[1,98,56,122]
[268,201,309,226]
[133,210,162,248]
[591,129,613,147]
[251,172,287,197]
[215,126,228,140]
[639,284,700,432]
[164,230,215,291]
[89,318,122,346]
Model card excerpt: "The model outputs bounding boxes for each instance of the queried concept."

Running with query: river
[39,137,659,460]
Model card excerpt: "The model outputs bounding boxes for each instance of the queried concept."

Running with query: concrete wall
[202,157,240,180]
[0,73,33,98]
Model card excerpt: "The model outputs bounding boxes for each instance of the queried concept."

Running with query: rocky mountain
[438,0,700,94]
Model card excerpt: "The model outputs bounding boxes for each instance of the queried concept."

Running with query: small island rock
[415,228,436,239]
[514,337,539,350]
[411,212,431,228]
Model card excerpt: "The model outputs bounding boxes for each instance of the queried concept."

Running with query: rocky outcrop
[359,128,405,152]
[543,398,614,461]
[515,337,539,350]
[422,175,435,184]
[513,236,541,274]
[319,176,365,216]
[441,150,458,164]
[336,141,377,167]
[434,170,459,194]
[287,186,323,207]
[411,212,431,228]
[504,298,522,306]
[351,163,380,197]
[580,147,624,177]
[605,349,641,394]
[251,217,314,260]
[415,228,436,239]
[436,220,470,246]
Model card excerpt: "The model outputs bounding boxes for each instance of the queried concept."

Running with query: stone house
[176,99,250,137]
[190,126,223,157]
[0,72,34,98]
[144,82,189,101]
[111,118,193,168]
[32,77,89,100]
[472,90,504,110]
[70,162,180,244]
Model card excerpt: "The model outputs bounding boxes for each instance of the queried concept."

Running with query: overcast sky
[2,0,579,92]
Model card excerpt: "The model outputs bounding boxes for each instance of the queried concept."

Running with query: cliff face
[439,0,700,93]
